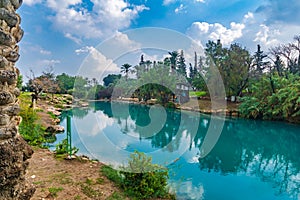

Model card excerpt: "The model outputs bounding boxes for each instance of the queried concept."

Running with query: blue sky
[18,0,300,82]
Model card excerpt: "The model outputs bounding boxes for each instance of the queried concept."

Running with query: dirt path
[26,148,122,200]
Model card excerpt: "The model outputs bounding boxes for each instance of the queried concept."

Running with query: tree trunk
[0,1,35,199]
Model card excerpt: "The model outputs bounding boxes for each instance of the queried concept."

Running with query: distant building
[175,83,190,103]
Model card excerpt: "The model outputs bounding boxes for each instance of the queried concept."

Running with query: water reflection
[60,102,300,199]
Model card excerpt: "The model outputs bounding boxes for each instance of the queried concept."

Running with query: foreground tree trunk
[0,1,35,199]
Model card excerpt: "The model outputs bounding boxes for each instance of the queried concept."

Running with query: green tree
[205,39,224,68]
[121,63,132,80]
[73,76,88,99]
[223,43,252,97]
[168,51,178,71]
[56,73,75,94]
[177,50,187,77]
[137,63,177,104]
[205,40,251,98]
[103,74,121,87]
[253,44,268,77]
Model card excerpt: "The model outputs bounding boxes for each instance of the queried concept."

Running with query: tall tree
[253,44,268,77]
[168,51,178,72]
[121,63,132,80]
[223,43,252,97]
[205,39,223,67]
[177,50,187,77]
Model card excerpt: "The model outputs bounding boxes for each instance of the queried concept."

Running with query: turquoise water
[53,101,300,200]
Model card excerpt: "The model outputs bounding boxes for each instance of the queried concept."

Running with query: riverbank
[22,94,127,199]
[22,93,174,200]
[98,97,240,117]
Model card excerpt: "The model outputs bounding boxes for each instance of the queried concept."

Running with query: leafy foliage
[18,93,49,146]
[103,74,121,87]
[56,73,76,94]
[101,151,175,199]
[120,151,172,199]
[239,74,300,121]
[19,106,47,146]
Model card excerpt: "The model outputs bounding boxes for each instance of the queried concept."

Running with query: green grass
[100,166,122,186]
[107,192,126,200]
[96,177,104,184]
[189,91,207,97]
[52,173,73,185]
[80,184,102,198]
[47,111,58,119]
[74,195,81,200]
[85,178,93,185]
[48,187,63,197]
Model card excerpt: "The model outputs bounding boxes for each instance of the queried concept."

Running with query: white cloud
[40,49,51,55]
[40,59,61,66]
[185,12,295,52]
[237,11,298,51]
[43,0,148,42]
[21,43,52,56]
[64,33,82,44]
[23,0,42,6]
[187,21,245,45]
[163,0,176,5]
[75,46,120,80]
[255,0,300,25]
[96,32,142,61]
[254,24,279,46]
[195,0,205,2]
[175,4,186,14]
[244,12,254,21]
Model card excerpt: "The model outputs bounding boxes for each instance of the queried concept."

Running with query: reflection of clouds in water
[169,181,204,200]
[74,110,130,168]
[183,147,201,164]
[75,111,114,136]
[118,116,138,138]
[201,119,209,128]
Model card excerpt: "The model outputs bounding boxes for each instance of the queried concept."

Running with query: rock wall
[0,0,35,199]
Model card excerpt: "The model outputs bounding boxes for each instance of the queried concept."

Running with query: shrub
[19,106,46,146]
[101,151,175,199]
[120,151,172,199]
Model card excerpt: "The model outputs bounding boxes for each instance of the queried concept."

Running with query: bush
[101,151,175,199]
[19,106,47,146]
[120,151,173,199]
[239,74,300,121]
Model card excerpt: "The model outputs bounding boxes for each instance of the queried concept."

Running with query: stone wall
[0,0,35,199]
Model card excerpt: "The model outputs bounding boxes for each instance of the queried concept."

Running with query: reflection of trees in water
[90,101,300,198]
[94,101,113,117]
[60,107,91,121]
[197,118,300,198]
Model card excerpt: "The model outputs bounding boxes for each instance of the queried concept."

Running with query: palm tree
[121,63,132,80]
